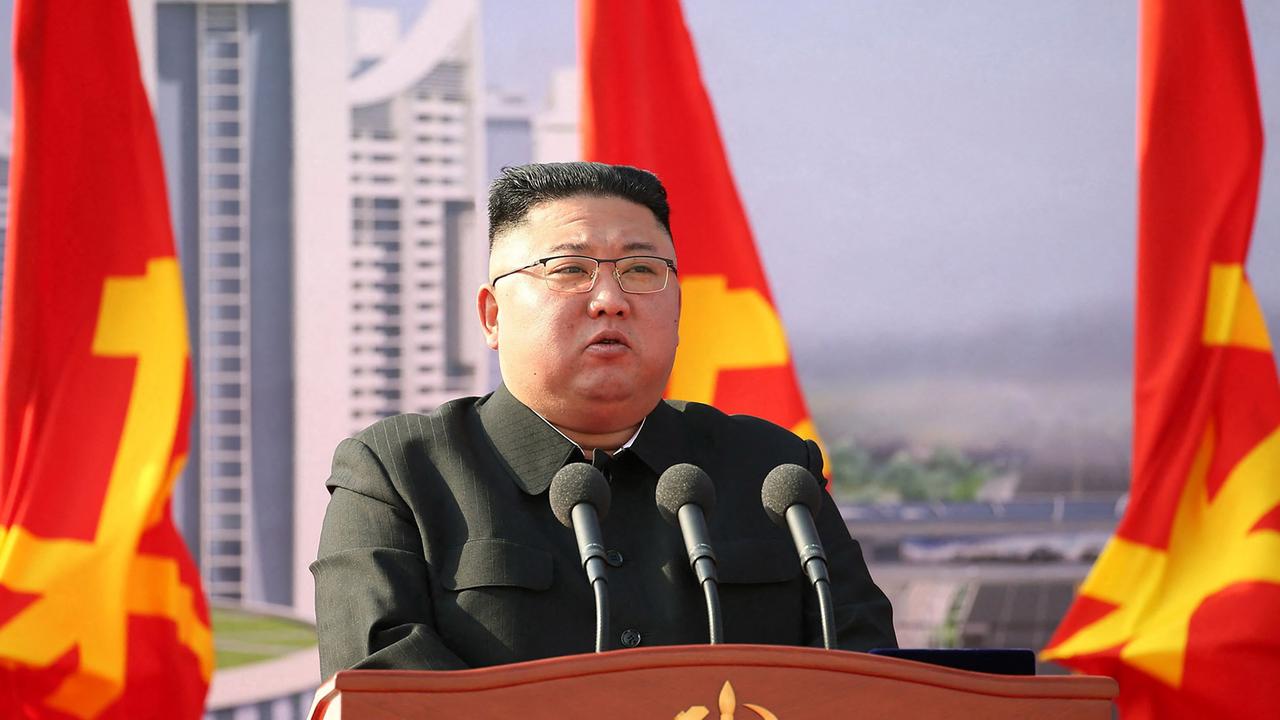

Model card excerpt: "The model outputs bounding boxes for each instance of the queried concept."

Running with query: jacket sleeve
[803,439,899,651]
[310,437,468,679]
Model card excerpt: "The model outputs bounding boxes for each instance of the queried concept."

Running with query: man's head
[487,162,672,250]
[479,162,680,442]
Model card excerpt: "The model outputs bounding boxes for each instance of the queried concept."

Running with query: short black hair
[487,162,672,249]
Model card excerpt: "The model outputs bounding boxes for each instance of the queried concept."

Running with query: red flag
[581,0,825,454]
[1043,2,1280,717]
[0,1,213,717]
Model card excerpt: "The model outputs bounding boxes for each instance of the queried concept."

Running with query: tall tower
[144,0,350,613]
[346,0,490,431]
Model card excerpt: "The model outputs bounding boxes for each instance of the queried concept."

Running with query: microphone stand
[786,504,836,650]
[678,504,724,644]
[572,503,611,653]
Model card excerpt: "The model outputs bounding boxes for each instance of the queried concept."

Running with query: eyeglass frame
[489,254,679,294]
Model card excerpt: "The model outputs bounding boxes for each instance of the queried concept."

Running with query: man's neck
[552,422,641,459]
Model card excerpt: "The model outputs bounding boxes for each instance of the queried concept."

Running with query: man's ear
[478,284,500,350]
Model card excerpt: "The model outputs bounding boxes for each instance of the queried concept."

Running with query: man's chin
[567,379,663,414]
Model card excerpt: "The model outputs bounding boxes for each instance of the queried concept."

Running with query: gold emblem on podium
[674,681,778,720]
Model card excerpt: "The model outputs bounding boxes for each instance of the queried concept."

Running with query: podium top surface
[312,644,1116,719]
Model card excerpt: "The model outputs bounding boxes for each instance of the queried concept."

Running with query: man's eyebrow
[545,241,591,254]
[543,240,660,255]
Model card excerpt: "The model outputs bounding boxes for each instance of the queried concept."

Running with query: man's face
[478,195,680,434]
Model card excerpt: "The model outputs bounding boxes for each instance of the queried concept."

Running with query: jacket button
[620,629,642,648]
[606,550,624,567]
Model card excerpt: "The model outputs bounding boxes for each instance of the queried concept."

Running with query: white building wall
[347,0,489,433]
[533,66,581,163]
[291,0,351,620]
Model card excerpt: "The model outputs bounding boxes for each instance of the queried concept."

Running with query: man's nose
[587,268,631,318]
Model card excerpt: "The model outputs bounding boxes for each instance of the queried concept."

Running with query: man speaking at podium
[311,162,896,679]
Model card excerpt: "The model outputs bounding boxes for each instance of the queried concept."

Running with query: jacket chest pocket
[438,538,554,591]
[716,538,801,585]
[715,538,805,644]
[435,538,575,664]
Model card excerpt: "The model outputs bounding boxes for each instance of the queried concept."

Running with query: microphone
[549,462,612,653]
[655,463,723,644]
[762,463,836,650]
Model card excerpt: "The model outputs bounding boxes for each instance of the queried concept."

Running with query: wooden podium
[308,645,1116,719]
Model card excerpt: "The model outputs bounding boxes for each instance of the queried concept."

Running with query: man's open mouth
[587,331,629,349]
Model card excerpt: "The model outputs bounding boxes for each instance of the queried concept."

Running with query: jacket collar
[477,384,694,495]
[625,400,695,480]
[477,384,580,496]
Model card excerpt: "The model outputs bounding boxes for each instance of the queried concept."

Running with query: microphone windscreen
[549,462,611,527]
[655,463,715,525]
[761,464,823,528]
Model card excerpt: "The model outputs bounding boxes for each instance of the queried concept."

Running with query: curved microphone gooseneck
[549,462,613,653]
[656,463,723,644]
[762,464,836,650]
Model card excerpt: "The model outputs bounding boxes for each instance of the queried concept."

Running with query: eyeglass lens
[542,256,670,294]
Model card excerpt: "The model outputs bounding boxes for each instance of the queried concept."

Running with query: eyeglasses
[490,255,678,294]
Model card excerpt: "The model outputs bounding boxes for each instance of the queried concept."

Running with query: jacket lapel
[477,384,580,496]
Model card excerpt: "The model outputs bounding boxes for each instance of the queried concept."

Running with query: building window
[207,93,240,111]
[205,41,239,60]
[206,68,240,85]
[209,174,241,190]
[214,462,243,476]
[211,540,243,555]
[212,514,243,531]
[213,435,242,451]
[212,305,241,320]
[212,252,241,268]
[209,225,241,241]
[213,487,242,503]
[210,278,241,294]
[207,120,241,137]
[212,566,243,582]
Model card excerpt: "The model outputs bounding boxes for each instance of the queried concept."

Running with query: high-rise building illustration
[346,0,490,431]
[143,0,351,612]
[142,0,490,620]
[486,87,533,179]
[486,67,581,176]
[532,67,581,164]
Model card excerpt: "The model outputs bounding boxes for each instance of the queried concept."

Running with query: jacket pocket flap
[440,538,553,591]
[716,538,801,584]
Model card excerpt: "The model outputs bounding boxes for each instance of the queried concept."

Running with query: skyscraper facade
[145,0,351,612]
[139,0,491,620]
[346,0,490,431]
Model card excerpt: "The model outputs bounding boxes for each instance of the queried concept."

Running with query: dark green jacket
[311,385,896,679]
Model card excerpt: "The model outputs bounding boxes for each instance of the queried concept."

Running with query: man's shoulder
[659,399,823,477]
[662,398,798,439]
[351,395,485,451]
